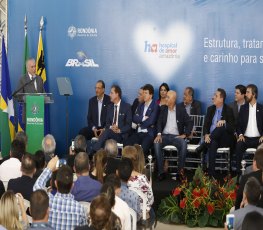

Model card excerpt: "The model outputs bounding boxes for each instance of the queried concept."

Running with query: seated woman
[0,191,28,230]
[90,149,107,183]
[122,146,154,218]
[156,83,169,106]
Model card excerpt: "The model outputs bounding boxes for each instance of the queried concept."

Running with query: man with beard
[235,84,263,175]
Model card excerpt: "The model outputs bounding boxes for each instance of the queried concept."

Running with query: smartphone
[226,214,235,230]
[71,139,75,151]
[56,159,67,168]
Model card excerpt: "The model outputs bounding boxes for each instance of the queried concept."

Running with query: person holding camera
[33,156,87,229]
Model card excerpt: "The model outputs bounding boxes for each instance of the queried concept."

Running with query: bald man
[154,90,193,180]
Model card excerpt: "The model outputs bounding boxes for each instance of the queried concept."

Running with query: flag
[17,30,29,132]
[36,29,50,134]
[0,36,15,157]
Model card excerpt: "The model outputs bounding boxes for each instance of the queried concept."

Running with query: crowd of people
[1,69,263,229]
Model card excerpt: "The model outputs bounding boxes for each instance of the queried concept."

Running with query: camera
[226,214,235,230]
[56,159,67,168]
[71,139,75,151]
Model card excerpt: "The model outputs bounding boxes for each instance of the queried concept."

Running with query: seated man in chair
[196,88,235,177]
[153,90,193,181]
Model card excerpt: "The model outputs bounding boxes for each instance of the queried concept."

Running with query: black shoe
[195,142,206,154]
[157,173,166,181]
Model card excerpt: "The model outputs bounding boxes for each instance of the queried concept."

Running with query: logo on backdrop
[67,25,98,39]
[65,51,99,68]
[134,22,193,81]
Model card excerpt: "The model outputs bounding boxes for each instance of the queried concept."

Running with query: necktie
[113,105,118,125]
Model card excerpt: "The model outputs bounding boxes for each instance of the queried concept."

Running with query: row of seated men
[0,133,154,229]
[79,81,263,180]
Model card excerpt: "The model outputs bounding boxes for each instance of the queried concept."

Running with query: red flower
[200,188,208,197]
[173,188,181,196]
[193,199,201,208]
[229,190,236,200]
[207,202,215,215]
[192,188,201,198]
[180,198,187,209]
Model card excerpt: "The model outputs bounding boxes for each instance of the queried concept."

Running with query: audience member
[117,158,141,219]
[67,134,87,170]
[101,182,130,230]
[72,152,101,202]
[230,177,263,230]
[122,146,154,216]
[156,83,169,106]
[125,84,159,155]
[0,181,4,198]
[235,84,263,175]
[8,153,36,200]
[42,134,56,163]
[75,194,122,230]
[90,149,107,183]
[235,148,263,209]
[154,90,193,180]
[0,191,28,229]
[28,189,53,230]
[33,150,46,179]
[242,211,263,230]
[104,139,120,175]
[15,131,28,148]
[33,157,87,229]
[196,88,235,177]
[93,85,132,152]
[0,139,25,182]
[178,87,202,116]
[79,80,111,140]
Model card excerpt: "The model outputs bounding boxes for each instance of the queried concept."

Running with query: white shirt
[97,96,104,127]
[112,196,131,230]
[0,158,21,182]
[28,73,37,90]
[163,106,179,135]
[112,100,121,126]
[244,103,260,137]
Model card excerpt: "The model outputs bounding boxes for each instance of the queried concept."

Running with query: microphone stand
[12,77,36,98]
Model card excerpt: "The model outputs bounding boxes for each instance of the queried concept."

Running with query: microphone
[12,77,36,97]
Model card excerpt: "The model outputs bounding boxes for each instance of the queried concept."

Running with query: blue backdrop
[7,0,263,155]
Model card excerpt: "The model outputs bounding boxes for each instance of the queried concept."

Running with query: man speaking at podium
[17,58,45,94]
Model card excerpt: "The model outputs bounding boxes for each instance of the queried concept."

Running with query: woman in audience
[156,83,169,106]
[122,146,154,218]
[90,149,107,183]
[0,191,28,230]
[75,193,121,230]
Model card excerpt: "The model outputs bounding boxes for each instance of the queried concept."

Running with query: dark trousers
[92,128,123,152]
[154,134,187,175]
[235,136,260,173]
[205,126,234,176]
[79,127,94,140]
[124,132,154,155]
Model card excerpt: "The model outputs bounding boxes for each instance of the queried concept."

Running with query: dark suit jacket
[228,101,239,122]
[235,170,263,210]
[105,101,132,135]
[131,98,141,116]
[7,175,36,200]
[17,73,45,94]
[203,104,235,135]
[133,100,159,137]
[157,105,193,136]
[236,102,263,136]
[178,100,202,115]
[87,94,110,129]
